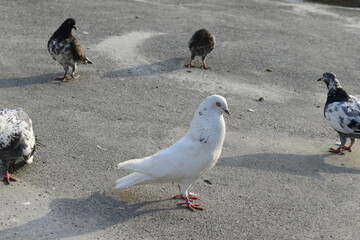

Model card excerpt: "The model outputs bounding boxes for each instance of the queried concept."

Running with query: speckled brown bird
[48,18,92,81]
[184,29,216,70]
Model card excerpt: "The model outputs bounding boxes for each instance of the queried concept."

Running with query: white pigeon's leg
[172,184,198,201]
[343,138,356,152]
[200,55,210,70]
[329,132,347,155]
[177,183,205,211]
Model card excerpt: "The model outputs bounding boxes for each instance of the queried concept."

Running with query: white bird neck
[187,109,226,147]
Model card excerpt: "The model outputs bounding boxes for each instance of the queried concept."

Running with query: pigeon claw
[55,76,72,81]
[329,147,345,155]
[178,201,205,211]
[172,194,198,201]
[1,174,17,184]
[200,65,211,70]
[343,145,353,152]
[184,63,195,68]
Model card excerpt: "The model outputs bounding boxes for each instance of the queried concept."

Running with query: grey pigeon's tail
[114,172,153,189]
[84,56,93,64]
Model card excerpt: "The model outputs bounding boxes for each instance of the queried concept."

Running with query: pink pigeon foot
[1,173,17,184]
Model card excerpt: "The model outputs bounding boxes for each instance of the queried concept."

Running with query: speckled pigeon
[0,108,36,184]
[318,72,360,154]
[48,18,92,81]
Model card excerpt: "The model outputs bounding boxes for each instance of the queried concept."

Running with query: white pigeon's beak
[223,109,230,115]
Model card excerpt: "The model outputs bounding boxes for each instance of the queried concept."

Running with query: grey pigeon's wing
[349,95,360,110]
[0,109,23,152]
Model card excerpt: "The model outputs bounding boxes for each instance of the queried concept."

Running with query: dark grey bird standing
[184,29,216,70]
[0,108,36,184]
[318,72,360,154]
[48,18,92,81]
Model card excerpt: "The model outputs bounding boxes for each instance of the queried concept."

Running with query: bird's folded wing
[0,111,22,152]
[338,100,360,134]
[70,36,85,61]
[118,136,204,180]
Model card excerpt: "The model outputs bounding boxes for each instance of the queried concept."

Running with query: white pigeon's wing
[325,99,360,134]
[118,135,213,181]
[0,109,23,151]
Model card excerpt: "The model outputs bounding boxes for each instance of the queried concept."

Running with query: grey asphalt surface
[1,0,360,239]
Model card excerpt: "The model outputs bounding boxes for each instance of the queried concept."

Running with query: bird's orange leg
[329,147,345,155]
[200,65,211,70]
[184,63,195,68]
[177,195,205,211]
[343,144,354,152]
[1,172,17,184]
[172,194,198,200]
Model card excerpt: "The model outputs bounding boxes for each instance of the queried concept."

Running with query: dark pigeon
[184,29,216,70]
[318,72,360,154]
[0,108,36,184]
[48,18,92,81]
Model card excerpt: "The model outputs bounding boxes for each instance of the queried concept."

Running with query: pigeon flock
[1,18,358,212]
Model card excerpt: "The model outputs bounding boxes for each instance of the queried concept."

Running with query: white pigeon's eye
[216,102,221,107]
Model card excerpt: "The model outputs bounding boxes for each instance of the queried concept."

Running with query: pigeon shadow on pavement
[0,73,62,88]
[219,153,360,179]
[104,58,184,78]
[0,192,175,240]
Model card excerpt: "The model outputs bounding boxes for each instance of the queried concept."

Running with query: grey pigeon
[115,95,230,211]
[0,108,36,184]
[318,72,360,154]
[48,18,92,81]
[184,29,216,70]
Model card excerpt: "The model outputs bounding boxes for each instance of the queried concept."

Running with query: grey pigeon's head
[203,95,230,115]
[317,72,341,91]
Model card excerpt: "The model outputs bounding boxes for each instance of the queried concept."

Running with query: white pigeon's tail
[114,172,153,189]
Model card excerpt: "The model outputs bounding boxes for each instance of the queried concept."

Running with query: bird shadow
[218,153,360,179]
[104,58,184,78]
[0,73,62,88]
[0,192,178,240]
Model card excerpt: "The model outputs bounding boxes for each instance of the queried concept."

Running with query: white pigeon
[318,72,360,154]
[0,108,36,184]
[115,95,230,211]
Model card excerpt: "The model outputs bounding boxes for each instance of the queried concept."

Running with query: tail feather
[114,172,153,189]
[84,56,93,64]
